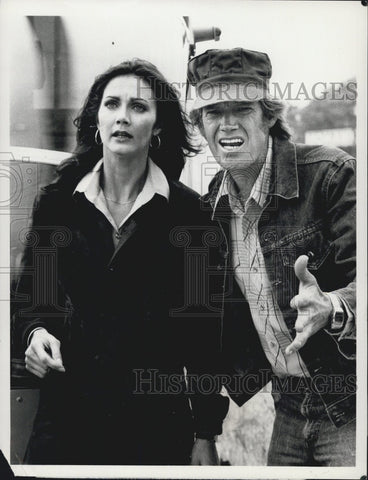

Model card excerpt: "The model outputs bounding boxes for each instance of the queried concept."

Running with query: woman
[13,59,228,465]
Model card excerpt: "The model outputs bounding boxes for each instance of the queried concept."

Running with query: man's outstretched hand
[285,255,333,355]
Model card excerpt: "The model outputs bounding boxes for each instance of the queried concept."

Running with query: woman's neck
[101,151,148,203]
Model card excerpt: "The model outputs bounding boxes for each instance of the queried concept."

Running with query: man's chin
[218,154,253,171]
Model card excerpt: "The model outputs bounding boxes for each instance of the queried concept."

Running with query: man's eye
[235,106,252,113]
[205,110,220,117]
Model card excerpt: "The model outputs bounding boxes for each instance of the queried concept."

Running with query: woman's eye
[132,103,147,112]
[105,100,118,109]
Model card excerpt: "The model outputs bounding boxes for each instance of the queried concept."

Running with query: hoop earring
[150,134,161,150]
[94,129,102,145]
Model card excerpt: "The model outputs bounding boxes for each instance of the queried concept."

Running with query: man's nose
[220,111,238,130]
[116,105,130,125]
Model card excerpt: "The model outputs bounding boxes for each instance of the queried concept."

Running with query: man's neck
[227,138,270,201]
[228,157,265,202]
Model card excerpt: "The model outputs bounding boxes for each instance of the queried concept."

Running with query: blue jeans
[267,391,355,466]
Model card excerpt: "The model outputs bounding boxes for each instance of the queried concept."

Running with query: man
[187,48,356,466]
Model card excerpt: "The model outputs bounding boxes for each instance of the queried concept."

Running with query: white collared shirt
[214,137,309,378]
[74,157,170,247]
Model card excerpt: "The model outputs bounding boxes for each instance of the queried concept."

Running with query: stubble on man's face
[201,101,271,175]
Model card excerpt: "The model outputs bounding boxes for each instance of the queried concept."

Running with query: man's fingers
[290,295,298,310]
[285,330,309,355]
[294,312,310,332]
[290,294,310,311]
[294,255,317,288]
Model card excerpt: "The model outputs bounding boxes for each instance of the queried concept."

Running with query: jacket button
[109,266,114,272]
[217,264,223,271]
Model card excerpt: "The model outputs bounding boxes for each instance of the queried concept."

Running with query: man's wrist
[325,293,346,333]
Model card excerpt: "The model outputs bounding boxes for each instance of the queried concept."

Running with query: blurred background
[3,0,364,466]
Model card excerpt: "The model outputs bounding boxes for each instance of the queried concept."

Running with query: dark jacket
[12,160,229,464]
[201,137,356,428]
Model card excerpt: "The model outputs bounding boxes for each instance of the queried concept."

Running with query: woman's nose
[116,105,130,125]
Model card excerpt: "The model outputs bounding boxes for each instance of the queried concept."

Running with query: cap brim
[192,82,267,110]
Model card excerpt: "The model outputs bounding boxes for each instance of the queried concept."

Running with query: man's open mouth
[219,137,244,150]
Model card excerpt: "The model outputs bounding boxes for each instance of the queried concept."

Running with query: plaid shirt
[214,137,309,377]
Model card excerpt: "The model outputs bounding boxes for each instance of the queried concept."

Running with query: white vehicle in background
[7,14,221,464]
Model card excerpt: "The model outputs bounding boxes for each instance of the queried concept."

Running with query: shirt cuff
[27,327,46,346]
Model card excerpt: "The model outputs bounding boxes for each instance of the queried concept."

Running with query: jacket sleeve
[186,347,230,438]
[12,190,70,355]
[170,212,230,439]
[324,157,356,358]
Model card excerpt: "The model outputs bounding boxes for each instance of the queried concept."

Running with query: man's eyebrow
[204,105,221,112]
[235,103,254,108]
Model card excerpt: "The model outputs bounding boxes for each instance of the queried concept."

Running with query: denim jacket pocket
[278,222,333,272]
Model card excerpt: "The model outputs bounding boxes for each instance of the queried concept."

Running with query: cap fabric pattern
[187,48,272,109]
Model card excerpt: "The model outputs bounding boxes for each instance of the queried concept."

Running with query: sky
[188,1,365,106]
[1,0,366,109]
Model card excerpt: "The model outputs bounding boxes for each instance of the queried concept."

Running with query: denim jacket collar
[203,138,299,220]
[269,137,299,200]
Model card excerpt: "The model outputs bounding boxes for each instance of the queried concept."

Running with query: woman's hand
[25,328,65,378]
[190,438,220,465]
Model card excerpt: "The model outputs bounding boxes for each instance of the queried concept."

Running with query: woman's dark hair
[59,59,199,180]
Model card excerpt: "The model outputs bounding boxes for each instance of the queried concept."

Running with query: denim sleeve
[324,158,356,358]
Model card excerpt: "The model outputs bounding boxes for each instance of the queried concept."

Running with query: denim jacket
[201,137,356,428]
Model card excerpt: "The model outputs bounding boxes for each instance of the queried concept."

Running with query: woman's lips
[112,131,133,139]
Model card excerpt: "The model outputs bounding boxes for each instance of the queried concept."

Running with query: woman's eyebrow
[130,97,149,102]
[104,95,149,103]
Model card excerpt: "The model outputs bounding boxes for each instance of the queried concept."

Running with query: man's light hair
[190,97,291,140]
